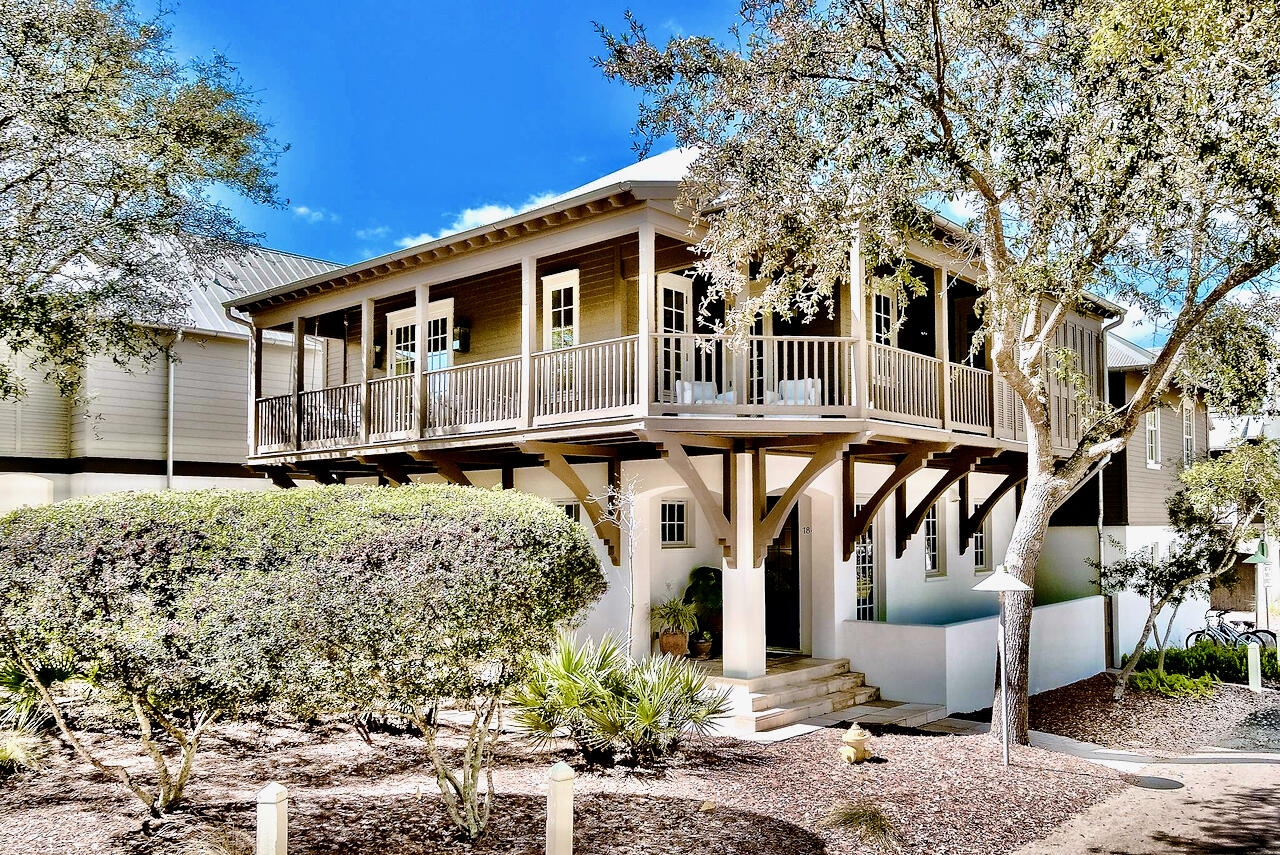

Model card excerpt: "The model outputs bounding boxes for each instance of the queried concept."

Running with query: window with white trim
[972,514,989,573]
[542,270,578,351]
[853,502,877,621]
[660,500,690,547]
[873,292,894,345]
[555,500,581,524]
[1182,404,1195,467]
[923,504,944,578]
[1145,408,1161,468]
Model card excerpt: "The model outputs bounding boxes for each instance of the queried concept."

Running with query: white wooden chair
[777,378,822,406]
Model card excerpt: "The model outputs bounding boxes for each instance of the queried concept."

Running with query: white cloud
[355,225,389,241]
[395,191,562,249]
[292,205,339,224]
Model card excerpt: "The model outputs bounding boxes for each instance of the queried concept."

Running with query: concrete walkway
[1014,748,1280,854]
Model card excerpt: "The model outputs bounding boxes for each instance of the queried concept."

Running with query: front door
[764,499,802,651]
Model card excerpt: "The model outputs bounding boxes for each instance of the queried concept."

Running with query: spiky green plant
[0,653,88,729]
[819,802,899,849]
[509,633,730,767]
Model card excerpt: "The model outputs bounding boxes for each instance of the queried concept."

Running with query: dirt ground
[0,720,1122,855]
[1014,750,1280,855]
[1030,675,1280,753]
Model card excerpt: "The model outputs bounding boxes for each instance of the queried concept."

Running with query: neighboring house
[1039,334,1214,666]
[0,246,341,514]
[223,147,1141,728]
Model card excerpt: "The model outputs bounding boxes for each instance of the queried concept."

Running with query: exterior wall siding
[0,351,71,458]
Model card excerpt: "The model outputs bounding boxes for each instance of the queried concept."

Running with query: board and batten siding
[1117,373,1211,527]
[0,350,72,458]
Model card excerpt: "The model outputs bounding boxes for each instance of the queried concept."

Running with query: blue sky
[166,1,737,265]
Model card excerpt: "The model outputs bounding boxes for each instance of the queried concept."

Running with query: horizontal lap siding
[1122,373,1206,527]
[538,237,637,345]
[434,265,522,365]
[0,350,71,457]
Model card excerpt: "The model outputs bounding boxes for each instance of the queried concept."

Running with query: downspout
[167,329,184,490]
[1098,313,1125,666]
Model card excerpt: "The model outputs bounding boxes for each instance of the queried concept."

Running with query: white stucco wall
[1104,524,1209,664]
[1037,526,1102,604]
[0,470,279,515]
[838,596,1107,712]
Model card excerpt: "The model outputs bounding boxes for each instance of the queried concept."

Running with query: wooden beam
[356,455,412,486]
[843,446,937,560]
[266,467,296,490]
[293,464,338,485]
[895,450,987,558]
[961,471,1026,551]
[501,465,514,490]
[753,434,861,565]
[409,451,472,486]
[519,440,619,459]
[642,430,733,550]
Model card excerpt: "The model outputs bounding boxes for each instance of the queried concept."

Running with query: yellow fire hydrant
[839,723,873,763]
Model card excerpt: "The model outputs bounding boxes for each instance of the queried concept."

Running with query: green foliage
[1126,669,1216,699]
[1,0,285,401]
[0,485,604,825]
[683,565,722,619]
[509,634,731,768]
[650,596,698,635]
[0,653,87,729]
[1124,641,1280,684]
[818,802,899,849]
[0,726,44,776]
[1182,305,1280,417]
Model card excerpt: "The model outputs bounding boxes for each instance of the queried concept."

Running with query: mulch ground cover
[1030,673,1280,753]
[1,719,1123,855]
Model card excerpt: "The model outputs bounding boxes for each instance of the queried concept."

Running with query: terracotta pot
[658,630,689,657]
[689,638,713,660]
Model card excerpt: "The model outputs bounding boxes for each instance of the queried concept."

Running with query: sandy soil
[0,720,1122,855]
[1014,750,1280,855]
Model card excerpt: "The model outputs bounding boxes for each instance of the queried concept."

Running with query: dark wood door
[765,500,801,651]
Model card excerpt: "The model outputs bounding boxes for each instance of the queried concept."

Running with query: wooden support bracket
[842,443,953,561]
[960,471,1026,552]
[263,466,297,490]
[356,455,412,487]
[751,434,863,566]
[895,450,988,558]
[640,430,734,551]
[409,451,473,486]
[518,441,622,565]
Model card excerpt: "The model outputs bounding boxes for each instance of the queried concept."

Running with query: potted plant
[651,597,698,657]
[689,630,714,660]
[683,565,723,655]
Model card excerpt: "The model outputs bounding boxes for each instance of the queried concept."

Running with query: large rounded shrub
[0,485,604,822]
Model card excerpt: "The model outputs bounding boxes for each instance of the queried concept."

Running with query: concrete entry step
[701,656,883,733]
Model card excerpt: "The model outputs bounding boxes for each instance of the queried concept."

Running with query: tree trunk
[990,471,1057,746]
[1156,601,1181,675]
[1115,595,1167,701]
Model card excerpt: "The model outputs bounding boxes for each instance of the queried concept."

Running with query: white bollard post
[546,762,574,855]
[256,783,288,855]
[1248,641,1263,694]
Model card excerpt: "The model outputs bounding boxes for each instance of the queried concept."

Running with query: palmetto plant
[0,653,89,729]
[509,634,730,767]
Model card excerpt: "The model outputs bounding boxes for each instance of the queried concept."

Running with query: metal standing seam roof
[1107,334,1157,371]
[183,245,342,337]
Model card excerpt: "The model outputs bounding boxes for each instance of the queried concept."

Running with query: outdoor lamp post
[1244,526,1270,632]
[973,565,1032,767]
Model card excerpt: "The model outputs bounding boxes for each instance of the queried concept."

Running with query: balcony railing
[252,336,1036,454]
[651,333,858,414]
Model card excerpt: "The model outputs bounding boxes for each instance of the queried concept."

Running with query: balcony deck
[251,334,1035,459]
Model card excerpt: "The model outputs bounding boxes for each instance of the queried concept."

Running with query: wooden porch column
[849,230,868,416]
[722,450,767,679]
[247,325,263,455]
[359,297,374,444]
[520,255,537,427]
[414,282,430,438]
[936,266,951,430]
[637,224,656,411]
[291,317,305,451]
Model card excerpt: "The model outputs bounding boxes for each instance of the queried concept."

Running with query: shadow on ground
[1147,783,1280,855]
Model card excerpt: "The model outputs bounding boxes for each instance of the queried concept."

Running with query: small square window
[660,500,691,547]
[555,500,581,524]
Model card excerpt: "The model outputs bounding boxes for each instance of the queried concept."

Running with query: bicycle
[1186,610,1276,649]
[1224,614,1278,650]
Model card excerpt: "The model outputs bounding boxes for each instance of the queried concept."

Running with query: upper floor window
[1145,408,1161,468]
[923,504,944,578]
[542,270,578,350]
[1182,405,1195,467]
[873,292,894,345]
[660,500,691,547]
